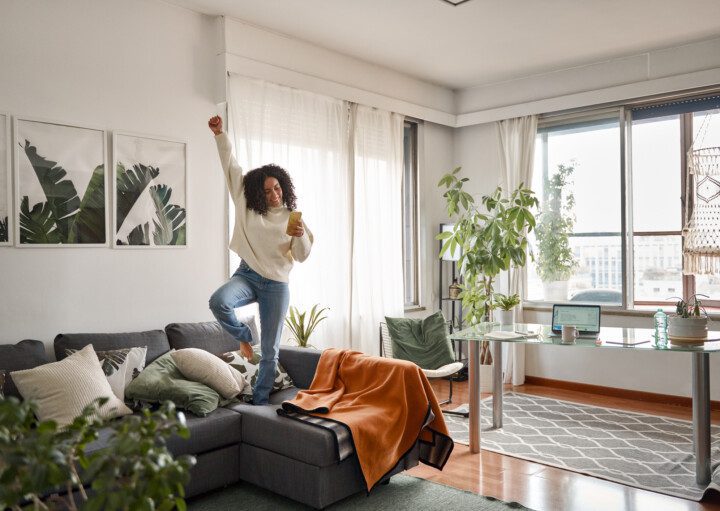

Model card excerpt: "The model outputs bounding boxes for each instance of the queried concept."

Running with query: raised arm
[209,116,244,199]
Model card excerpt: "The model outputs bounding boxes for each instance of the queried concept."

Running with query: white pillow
[171,348,246,399]
[11,344,132,427]
[65,346,147,400]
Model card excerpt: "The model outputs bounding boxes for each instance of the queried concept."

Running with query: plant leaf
[22,140,81,242]
[115,163,160,232]
[149,185,186,246]
[68,164,106,243]
[124,222,150,246]
[0,215,7,242]
[19,196,63,244]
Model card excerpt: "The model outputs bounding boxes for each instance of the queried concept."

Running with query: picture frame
[0,113,10,246]
[113,131,187,248]
[14,116,108,247]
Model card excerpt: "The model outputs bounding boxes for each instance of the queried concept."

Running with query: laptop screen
[551,304,601,334]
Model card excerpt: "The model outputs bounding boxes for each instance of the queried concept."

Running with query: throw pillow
[385,310,455,370]
[10,344,132,427]
[222,348,293,398]
[65,346,147,400]
[125,351,221,417]
[171,348,246,399]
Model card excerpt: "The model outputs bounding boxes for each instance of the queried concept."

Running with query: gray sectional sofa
[0,321,420,509]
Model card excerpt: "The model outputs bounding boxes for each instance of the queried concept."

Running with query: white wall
[0,0,226,347]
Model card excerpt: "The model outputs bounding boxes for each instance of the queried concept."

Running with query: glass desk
[449,323,720,485]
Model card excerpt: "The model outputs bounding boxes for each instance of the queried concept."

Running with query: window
[403,121,419,308]
[527,115,623,305]
[527,92,720,309]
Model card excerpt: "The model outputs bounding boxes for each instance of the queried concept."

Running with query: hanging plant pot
[667,316,708,345]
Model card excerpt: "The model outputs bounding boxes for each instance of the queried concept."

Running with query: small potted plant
[494,293,521,325]
[285,304,328,348]
[667,294,709,344]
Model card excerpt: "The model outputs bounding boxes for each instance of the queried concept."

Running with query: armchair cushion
[384,311,455,370]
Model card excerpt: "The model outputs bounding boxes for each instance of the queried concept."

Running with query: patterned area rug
[444,392,720,501]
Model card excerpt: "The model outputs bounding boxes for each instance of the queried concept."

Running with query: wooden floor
[407,378,720,511]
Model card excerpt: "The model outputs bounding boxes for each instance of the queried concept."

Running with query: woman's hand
[289,223,305,237]
[208,115,223,135]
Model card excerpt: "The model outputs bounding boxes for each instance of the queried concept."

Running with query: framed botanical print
[0,113,10,246]
[14,116,108,247]
[113,132,187,248]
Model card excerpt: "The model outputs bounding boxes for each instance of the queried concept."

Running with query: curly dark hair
[243,164,297,215]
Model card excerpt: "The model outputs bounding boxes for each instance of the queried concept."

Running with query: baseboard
[523,376,720,412]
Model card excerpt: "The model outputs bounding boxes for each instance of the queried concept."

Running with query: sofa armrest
[278,346,320,389]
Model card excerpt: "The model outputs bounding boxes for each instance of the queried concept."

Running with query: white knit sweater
[215,133,313,283]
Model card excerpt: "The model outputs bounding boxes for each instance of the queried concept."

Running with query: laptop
[550,304,601,340]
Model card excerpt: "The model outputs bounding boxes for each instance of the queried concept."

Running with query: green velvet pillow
[125,351,220,417]
[385,311,455,370]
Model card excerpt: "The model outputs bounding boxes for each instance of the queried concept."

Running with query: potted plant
[437,168,539,389]
[494,293,521,325]
[285,304,328,348]
[534,163,578,300]
[0,397,195,510]
[667,294,709,344]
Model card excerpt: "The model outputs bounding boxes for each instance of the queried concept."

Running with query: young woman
[208,115,313,405]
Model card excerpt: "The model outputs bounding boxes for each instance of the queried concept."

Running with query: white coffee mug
[561,325,579,343]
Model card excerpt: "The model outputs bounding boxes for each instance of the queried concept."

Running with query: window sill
[523,302,720,321]
[404,305,426,313]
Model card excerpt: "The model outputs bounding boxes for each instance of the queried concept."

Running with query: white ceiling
[164,0,720,90]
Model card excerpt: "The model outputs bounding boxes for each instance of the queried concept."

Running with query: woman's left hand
[289,224,304,237]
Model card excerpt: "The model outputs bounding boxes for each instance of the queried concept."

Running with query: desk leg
[492,341,503,429]
[469,341,481,454]
[692,352,711,485]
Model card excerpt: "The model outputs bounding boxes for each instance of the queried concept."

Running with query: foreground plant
[0,397,195,511]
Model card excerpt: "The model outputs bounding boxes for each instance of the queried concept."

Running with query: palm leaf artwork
[149,185,186,245]
[0,216,7,242]
[20,141,106,244]
[115,161,186,246]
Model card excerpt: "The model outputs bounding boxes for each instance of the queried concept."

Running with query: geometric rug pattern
[444,392,720,501]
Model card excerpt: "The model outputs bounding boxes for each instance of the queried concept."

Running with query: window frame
[402,120,420,309]
[525,93,720,311]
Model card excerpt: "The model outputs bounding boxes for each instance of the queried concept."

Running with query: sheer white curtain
[350,105,405,354]
[226,76,405,353]
[496,115,538,385]
[227,75,352,349]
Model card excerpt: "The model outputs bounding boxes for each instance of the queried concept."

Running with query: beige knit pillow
[171,348,246,399]
[11,344,132,427]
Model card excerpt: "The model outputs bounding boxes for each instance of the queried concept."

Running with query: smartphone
[286,211,302,235]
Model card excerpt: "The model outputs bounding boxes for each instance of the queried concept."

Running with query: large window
[528,93,720,309]
[402,121,419,308]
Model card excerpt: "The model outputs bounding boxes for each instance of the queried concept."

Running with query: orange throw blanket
[282,348,454,491]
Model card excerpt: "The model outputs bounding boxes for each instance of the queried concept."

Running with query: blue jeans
[209,261,290,405]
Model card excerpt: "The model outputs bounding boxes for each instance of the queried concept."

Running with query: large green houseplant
[534,163,578,300]
[437,167,539,330]
[0,397,195,511]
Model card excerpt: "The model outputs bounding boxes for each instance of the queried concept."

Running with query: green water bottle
[653,309,668,348]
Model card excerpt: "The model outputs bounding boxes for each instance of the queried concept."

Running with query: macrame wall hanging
[683,113,720,275]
